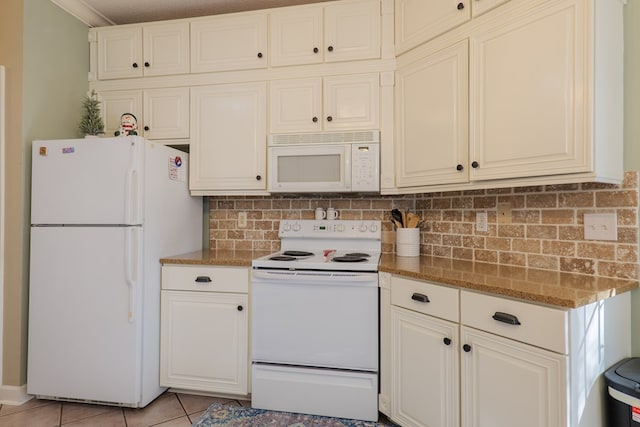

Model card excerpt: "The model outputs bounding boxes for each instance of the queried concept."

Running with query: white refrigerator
[27,136,202,407]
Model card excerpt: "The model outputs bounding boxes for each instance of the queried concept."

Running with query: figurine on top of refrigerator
[114,113,138,137]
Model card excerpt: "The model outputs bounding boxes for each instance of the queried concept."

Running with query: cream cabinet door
[395,0,469,55]
[142,22,190,77]
[99,90,142,137]
[391,306,459,427]
[324,0,381,63]
[190,83,267,194]
[269,6,323,67]
[460,327,567,427]
[97,27,143,80]
[270,78,323,133]
[142,88,189,140]
[96,23,189,80]
[160,290,249,395]
[323,73,379,131]
[191,12,267,73]
[469,1,588,181]
[395,40,468,188]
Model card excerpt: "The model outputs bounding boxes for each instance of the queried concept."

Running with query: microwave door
[268,145,351,192]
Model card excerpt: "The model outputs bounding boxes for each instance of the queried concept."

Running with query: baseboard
[0,384,32,406]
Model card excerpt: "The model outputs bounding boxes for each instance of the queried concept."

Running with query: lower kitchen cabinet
[160,265,249,395]
[391,307,459,427]
[381,273,631,427]
[460,327,566,427]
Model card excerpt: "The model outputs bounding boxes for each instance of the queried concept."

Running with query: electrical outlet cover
[583,213,617,241]
[476,211,488,232]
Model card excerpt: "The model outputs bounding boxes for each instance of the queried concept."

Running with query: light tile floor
[0,391,250,427]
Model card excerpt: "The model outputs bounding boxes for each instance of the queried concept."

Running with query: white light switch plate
[583,213,617,241]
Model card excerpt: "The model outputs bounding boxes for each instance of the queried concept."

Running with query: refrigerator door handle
[125,227,138,323]
[125,169,139,224]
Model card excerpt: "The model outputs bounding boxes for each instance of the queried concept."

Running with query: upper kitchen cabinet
[99,88,189,141]
[396,40,468,188]
[270,73,379,133]
[94,22,190,80]
[191,12,267,73]
[395,0,510,55]
[392,0,624,193]
[189,82,267,195]
[269,0,381,67]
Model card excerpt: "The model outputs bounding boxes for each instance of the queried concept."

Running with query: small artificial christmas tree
[79,90,104,136]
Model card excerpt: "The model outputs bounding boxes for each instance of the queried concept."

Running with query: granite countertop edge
[160,251,639,309]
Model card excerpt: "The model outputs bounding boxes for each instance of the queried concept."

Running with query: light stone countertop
[160,249,272,267]
[379,254,638,308]
[160,250,638,308]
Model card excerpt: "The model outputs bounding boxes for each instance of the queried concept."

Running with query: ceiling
[51,0,333,27]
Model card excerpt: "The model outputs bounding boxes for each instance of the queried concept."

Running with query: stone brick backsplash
[209,171,639,280]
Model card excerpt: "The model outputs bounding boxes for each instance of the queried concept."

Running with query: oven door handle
[252,269,377,284]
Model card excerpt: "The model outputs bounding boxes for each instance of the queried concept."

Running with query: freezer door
[27,226,143,405]
[31,137,143,225]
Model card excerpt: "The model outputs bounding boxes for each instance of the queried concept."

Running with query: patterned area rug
[193,402,397,427]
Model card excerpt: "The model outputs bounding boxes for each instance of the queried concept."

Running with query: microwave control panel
[351,143,380,192]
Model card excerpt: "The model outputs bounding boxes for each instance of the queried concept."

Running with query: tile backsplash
[209,171,639,280]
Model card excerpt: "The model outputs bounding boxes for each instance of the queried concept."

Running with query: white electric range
[251,220,382,422]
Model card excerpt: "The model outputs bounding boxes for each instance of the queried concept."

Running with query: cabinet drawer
[460,291,568,354]
[162,265,248,293]
[390,276,459,323]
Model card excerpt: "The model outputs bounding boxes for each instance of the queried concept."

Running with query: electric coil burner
[251,220,381,421]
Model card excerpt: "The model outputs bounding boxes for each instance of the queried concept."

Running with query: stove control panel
[279,220,381,239]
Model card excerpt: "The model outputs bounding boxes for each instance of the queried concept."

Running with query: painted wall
[624,0,640,354]
[0,0,87,388]
[0,0,26,390]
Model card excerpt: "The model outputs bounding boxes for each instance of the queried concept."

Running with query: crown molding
[50,0,115,27]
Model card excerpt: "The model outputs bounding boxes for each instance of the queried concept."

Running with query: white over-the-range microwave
[268,130,380,193]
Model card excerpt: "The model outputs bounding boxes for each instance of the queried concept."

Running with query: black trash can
[604,357,640,427]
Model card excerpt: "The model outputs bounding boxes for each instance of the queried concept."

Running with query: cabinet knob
[457,2,465,10]
[256,175,262,181]
[443,337,452,346]
[195,276,212,283]
[326,116,333,122]
[237,305,244,311]
[144,61,150,67]
[327,45,334,52]
[313,47,319,53]
[456,164,464,171]
[312,116,318,123]
[257,52,263,58]
[463,344,472,353]
[471,161,479,168]
[132,62,138,68]
[144,125,150,131]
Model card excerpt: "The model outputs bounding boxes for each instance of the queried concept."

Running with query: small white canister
[396,228,420,257]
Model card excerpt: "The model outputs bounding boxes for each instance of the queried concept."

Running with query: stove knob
[337,224,345,232]
[292,223,302,232]
[282,222,291,232]
[359,224,368,232]
[370,223,379,232]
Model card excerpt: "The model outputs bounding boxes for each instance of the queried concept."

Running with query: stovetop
[252,220,382,272]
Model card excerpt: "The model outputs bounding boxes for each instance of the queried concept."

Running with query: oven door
[251,269,378,371]
[268,145,351,193]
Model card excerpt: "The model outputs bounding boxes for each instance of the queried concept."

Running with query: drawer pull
[492,311,521,325]
[195,276,212,283]
[411,293,430,303]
